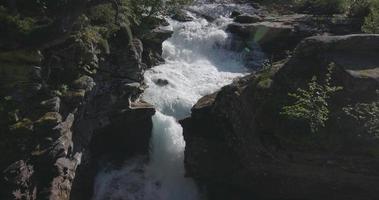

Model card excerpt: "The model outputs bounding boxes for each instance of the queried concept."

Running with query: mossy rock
[0,49,43,95]
[257,78,273,89]
[9,118,33,135]
[63,89,86,105]
[35,112,62,131]
[71,75,95,91]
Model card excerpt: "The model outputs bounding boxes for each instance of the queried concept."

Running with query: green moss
[254,61,283,89]
[35,112,62,130]
[87,3,120,36]
[76,26,103,46]
[0,7,37,33]
[362,3,379,33]
[257,78,273,89]
[9,118,33,134]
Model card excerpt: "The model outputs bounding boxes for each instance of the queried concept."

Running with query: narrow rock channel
[92,1,259,200]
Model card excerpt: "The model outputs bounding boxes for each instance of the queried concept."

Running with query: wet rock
[228,14,363,58]
[63,89,86,105]
[71,75,96,92]
[234,14,262,23]
[142,28,173,68]
[110,37,145,82]
[123,82,144,100]
[90,100,155,161]
[172,10,194,22]
[143,28,174,45]
[35,112,63,131]
[9,119,34,135]
[227,21,294,53]
[230,11,241,18]
[153,78,169,86]
[40,97,61,113]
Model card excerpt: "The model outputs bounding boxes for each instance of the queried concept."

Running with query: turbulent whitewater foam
[93,5,253,200]
[143,16,249,119]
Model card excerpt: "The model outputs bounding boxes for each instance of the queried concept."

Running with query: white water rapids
[93,2,258,200]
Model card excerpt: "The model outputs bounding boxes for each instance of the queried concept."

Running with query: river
[93,2,256,199]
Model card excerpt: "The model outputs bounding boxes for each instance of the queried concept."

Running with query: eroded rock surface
[182,34,379,200]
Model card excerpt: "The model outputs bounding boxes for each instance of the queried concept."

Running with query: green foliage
[293,0,346,14]
[0,6,37,39]
[281,63,343,133]
[293,0,379,17]
[362,2,379,33]
[345,0,371,17]
[58,84,69,95]
[87,3,119,34]
[343,100,379,138]
[120,0,192,24]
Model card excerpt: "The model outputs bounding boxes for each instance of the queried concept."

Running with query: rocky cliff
[0,1,172,199]
[182,34,379,200]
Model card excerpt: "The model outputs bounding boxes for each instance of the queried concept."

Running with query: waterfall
[93,2,257,200]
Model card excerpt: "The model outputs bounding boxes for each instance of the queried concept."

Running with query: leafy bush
[293,0,346,15]
[345,0,371,17]
[0,6,37,40]
[343,100,379,138]
[281,63,343,133]
[362,2,379,33]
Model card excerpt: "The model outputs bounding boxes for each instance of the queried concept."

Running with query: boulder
[9,119,34,135]
[234,14,262,24]
[153,78,169,86]
[230,11,241,18]
[172,10,194,22]
[227,14,363,58]
[142,28,173,68]
[71,75,96,92]
[90,100,155,161]
[276,34,379,100]
[35,112,63,131]
[182,34,379,200]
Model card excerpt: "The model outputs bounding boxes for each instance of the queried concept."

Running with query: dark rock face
[182,34,379,200]
[234,14,262,23]
[90,101,155,160]
[0,3,169,199]
[142,28,173,68]
[2,160,36,200]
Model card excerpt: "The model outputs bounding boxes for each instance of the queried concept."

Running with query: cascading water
[93,2,258,200]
